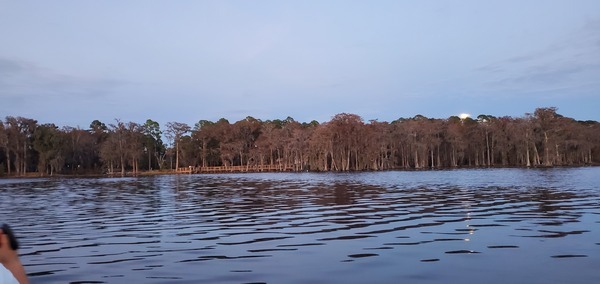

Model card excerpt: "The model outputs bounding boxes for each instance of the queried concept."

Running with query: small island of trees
[1,107,598,177]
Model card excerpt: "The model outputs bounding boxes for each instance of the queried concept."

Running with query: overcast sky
[1,0,599,128]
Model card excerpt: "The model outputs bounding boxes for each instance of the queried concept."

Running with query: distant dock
[176,165,295,174]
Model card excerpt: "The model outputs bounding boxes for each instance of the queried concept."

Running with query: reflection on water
[1,168,599,284]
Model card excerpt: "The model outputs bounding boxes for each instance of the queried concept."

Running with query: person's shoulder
[0,264,19,284]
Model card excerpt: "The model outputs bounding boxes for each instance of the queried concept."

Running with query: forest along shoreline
[1,107,599,178]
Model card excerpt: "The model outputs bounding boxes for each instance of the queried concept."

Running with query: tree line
[0,107,598,176]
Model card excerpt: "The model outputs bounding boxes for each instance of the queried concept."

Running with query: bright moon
[459,113,470,119]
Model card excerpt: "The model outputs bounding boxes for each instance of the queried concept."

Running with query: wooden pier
[176,164,295,174]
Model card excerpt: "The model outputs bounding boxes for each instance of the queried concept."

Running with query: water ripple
[1,168,599,283]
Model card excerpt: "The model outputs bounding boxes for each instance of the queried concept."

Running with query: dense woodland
[0,107,599,176]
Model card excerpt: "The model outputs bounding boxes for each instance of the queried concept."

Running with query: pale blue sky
[1,0,599,128]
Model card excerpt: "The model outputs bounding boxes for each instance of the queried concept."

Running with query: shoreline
[1,164,598,179]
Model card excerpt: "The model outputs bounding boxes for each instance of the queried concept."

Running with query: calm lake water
[1,168,599,284]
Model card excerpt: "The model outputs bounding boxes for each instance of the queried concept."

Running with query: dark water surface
[1,168,599,284]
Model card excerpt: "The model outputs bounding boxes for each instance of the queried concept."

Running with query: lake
[1,168,599,284]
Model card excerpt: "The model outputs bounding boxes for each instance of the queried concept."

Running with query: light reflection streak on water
[0,168,599,284]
